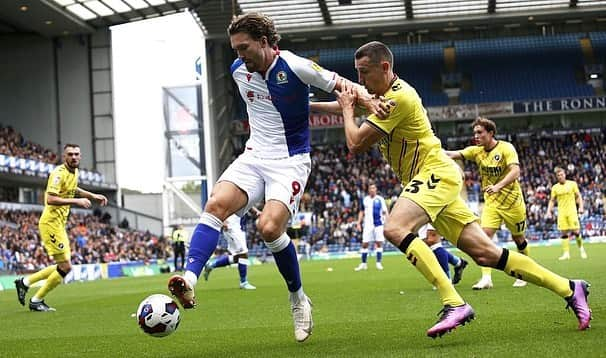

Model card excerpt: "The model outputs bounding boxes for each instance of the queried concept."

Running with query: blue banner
[0,154,105,184]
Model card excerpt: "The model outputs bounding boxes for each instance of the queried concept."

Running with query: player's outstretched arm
[47,193,92,208]
[546,196,556,219]
[444,150,463,160]
[310,101,342,114]
[336,82,383,154]
[485,164,520,195]
[76,187,108,206]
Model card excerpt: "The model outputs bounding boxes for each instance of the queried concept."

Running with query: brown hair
[355,41,393,67]
[228,13,281,47]
[471,116,497,136]
[63,143,80,150]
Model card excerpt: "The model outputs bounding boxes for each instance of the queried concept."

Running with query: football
[136,294,181,337]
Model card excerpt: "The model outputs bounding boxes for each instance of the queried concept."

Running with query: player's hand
[77,198,92,208]
[545,212,552,220]
[94,194,108,206]
[334,82,356,114]
[578,207,584,215]
[484,184,501,195]
[357,94,395,120]
[356,223,362,232]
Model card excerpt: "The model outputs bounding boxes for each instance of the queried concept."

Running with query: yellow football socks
[404,237,465,307]
[27,265,57,286]
[503,249,572,298]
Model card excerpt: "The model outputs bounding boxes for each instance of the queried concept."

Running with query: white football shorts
[417,223,436,239]
[222,214,248,255]
[217,151,311,218]
[362,225,385,243]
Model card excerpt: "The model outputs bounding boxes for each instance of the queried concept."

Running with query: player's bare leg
[385,198,474,338]
[260,200,313,342]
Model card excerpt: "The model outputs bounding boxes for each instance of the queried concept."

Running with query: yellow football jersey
[39,164,78,228]
[364,77,443,185]
[550,180,580,216]
[459,141,523,210]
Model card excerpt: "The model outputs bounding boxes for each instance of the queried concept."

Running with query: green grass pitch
[0,244,604,358]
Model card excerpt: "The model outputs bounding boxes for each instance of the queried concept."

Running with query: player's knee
[257,219,282,240]
[383,222,404,243]
[57,262,72,274]
[204,197,230,219]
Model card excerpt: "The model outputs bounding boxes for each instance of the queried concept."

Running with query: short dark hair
[471,117,497,136]
[63,143,80,150]
[228,13,281,47]
[355,41,393,67]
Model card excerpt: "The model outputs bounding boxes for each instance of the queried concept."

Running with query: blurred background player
[171,225,188,271]
[547,167,588,260]
[446,117,530,290]
[355,183,388,271]
[419,223,468,285]
[14,144,107,312]
[203,213,256,289]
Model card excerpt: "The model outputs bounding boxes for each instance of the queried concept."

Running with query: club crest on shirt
[494,154,501,161]
[276,71,288,84]
[246,73,252,82]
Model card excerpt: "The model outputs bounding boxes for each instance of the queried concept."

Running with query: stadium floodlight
[577,0,606,7]
[496,0,569,13]
[412,0,486,18]
[66,3,98,20]
[85,0,115,17]
[102,0,131,12]
[238,0,324,29]
[146,0,166,5]
[122,0,149,10]
[53,0,75,6]
[327,0,407,24]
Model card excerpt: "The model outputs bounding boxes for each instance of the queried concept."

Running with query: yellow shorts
[480,202,527,236]
[557,213,580,231]
[402,159,478,246]
[39,222,71,262]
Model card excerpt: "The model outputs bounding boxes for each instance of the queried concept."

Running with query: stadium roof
[1,0,605,38]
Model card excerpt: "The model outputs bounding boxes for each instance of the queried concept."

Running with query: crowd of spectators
[1,127,604,267]
[0,125,58,164]
[0,209,171,273]
[241,129,606,255]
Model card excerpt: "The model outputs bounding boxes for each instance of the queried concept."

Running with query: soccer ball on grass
[136,294,181,337]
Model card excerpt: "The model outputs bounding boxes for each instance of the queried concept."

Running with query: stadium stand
[457,34,594,103]
[0,125,58,164]
[303,32,605,106]
[0,123,104,181]
[239,128,605,258]
[0,209,170,273]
